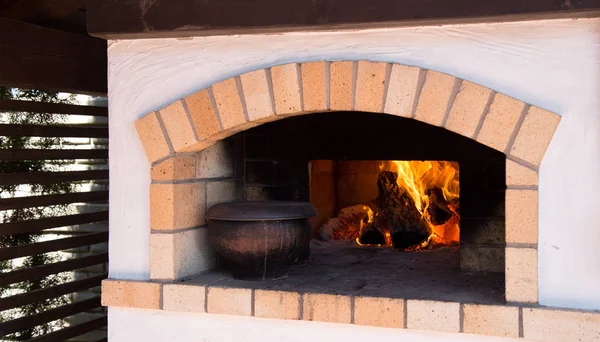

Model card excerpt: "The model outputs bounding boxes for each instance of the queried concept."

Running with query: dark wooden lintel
[0,0,85,24]
[0,17,107,94]
[87,0,600,39]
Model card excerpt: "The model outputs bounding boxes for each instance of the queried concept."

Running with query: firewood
[318,204,369,241]
[358,226,386,245]
[318,218,343,241]
[372,171,431,249]
[427,187,453,226]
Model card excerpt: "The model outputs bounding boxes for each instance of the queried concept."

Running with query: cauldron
[206,201,316,280]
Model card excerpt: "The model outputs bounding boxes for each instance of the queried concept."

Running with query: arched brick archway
[136,61,559,168]
[134,60,560,304]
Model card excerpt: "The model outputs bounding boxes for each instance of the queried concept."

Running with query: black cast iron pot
[206,201,316,281]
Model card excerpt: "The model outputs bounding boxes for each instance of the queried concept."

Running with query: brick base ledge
[102,279,600,341]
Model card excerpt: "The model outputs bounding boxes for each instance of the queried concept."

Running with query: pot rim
[206,201,317,221]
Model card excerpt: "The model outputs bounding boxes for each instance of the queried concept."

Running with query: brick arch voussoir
[135,61,560,168]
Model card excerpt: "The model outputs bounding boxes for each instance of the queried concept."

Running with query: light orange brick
[211,78,247,130]
[355,61,387,113]
[150,182,205,230]
[160,100,197,152]
[445,81,492,138]
[463,304,519,337]
[414,70,457,127]
[149,232,176,279]
[523,307,600,341]
[506,247,538,303]
[506,159,538,186]
[163,284,206,313]
[301,62,327,112]
[329,61,354,111]
[271,63,302,115]
[384,64,421,118]
[151,155,195,181]
[407,300,460,333]
[150,228,215,279]
[101,280,160,309]
[210,121,260,139]
[477,93,525,152]
[254,290,300,320]
[302,293,351,324]
[207,287,252,316]
[184,89,221,140]
[354,296,404,328]
[240,69,274,121]
[135,112,171,163]
[510,106,561,166]
[506,190,538,244]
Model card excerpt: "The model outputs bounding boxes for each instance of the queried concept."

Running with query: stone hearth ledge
[102,278,600,341]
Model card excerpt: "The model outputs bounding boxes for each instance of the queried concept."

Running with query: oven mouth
[198,111,507,303]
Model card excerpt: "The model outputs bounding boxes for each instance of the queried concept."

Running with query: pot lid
[206,201,317,221]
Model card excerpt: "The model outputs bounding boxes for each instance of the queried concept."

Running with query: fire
[356,161,460,249]
[355,206,377,247]
[384,231,392,246]
[385,160,460,247]
[320,160,460,251]
[388,161,459,213]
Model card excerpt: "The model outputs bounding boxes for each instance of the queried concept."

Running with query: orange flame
[356,206,385,247]
[383,160,460,247]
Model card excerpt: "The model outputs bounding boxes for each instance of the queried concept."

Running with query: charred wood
[427,187,454,226]
[373,171,431,249]
[358,227,385,245]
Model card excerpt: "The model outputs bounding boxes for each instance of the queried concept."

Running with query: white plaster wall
[108,307,520,342]
[108,17,600,341]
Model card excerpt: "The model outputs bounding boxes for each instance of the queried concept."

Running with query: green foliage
[0,87,77,340]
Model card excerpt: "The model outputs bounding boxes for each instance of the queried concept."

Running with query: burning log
[318,160,460,250]
[372,171,431,249]
[426,187,454,226]
[318,204,369,241]
[358,227,386,245]
[319,171,433,249]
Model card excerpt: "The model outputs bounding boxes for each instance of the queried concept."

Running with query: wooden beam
[28,316,107,342]
[87,0,600,39]
[0,99,108,116]
[0,232,108,261]
[0,148,108,161]
[0,170,109,185]
[0,297,101,337]
[0,124,108,138]
[0,17,107,94]
[0,211,109,236]
[0,253,108,285]
[0,273,106,311]
[0,0,85,24]
[0,0,88,34]
[0,190,109,210]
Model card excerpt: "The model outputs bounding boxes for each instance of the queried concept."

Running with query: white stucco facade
[108,307,521,341]
[108,17,600,341]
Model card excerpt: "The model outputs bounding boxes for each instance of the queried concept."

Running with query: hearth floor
[185,240,505,304]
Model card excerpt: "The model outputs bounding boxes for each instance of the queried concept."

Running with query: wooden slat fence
[0,96,109,341]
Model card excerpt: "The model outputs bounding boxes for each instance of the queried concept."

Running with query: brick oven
[99,13,600,342]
